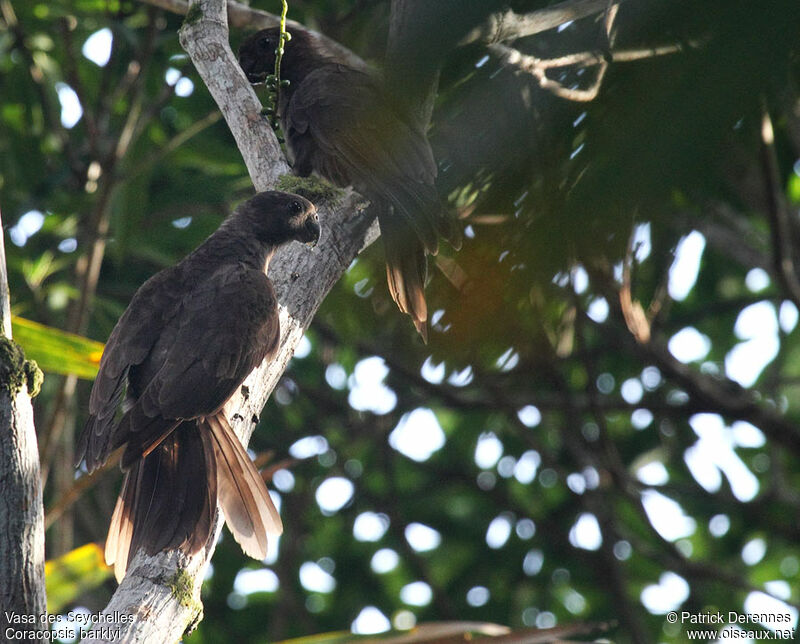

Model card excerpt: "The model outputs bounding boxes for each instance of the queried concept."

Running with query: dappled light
[4,0,800,641]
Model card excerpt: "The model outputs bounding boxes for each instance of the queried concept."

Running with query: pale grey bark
[0,210,47,642]
[0,387,47,642]
[81,0,378,641]
[0,209,10,340]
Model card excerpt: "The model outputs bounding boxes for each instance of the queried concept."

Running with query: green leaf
[45,543,112,614]
[11,315,104,380]
[788,172,800,204]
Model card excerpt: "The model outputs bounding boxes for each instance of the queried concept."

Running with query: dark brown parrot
[76,190,321,581]
[238,27,461,340]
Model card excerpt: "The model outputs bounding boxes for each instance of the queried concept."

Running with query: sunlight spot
[233,568,279,594]
[745,268,770,292]
[466,586,490,607]
[420,356,445,384]
[764,580,791,601]
[299,561,335,593]
[668,327,711,363]
[325,363,347,390]
[294,335,312,358]
[731,421,765,448]
[614,541,632,560]
[353,512,389,542]
[393,610,416,631]
[405,523,441,552]
[708,514,730,537]
[56,83,82,128]
[514,450,541,484]
[448,365,474,386]
[175,77,194,97]
[565,475,584,498]
[743,592,798,630]
[475,432,503,469]
[517,405,541,427]
[641,572,689,614]
[486,515,513,549]
[572,265,589,294]
[636,461,668,486]
[741,538,766,566]
[727,302,779,387]
[735,301,778,339]
[389,408,445,462]
[351,607,390,635]
[633,222,652,262]
[516,518,536,539]
[371,549,399,574]
[668,231,705,301]
[496,347,520,371]
[687,414,759,501]
[779,301,798,333]
[621,378,644,404]
[82,28,112,66]
[726,337,779,387]
[349,356,397,414]
[272,469,295,492]
[568,513,602,551]
[262,533,280,565]
[400,581,432,607]
[315,477,354,515]
[10,210,45,246]
[641,490,696,540]
[631,408,653,429]
[165,67,181,86]
[523,549,544,576]
[587,297,609,322]
[58,237,78,253]
[172,216,192,229]
[289,435,329,459]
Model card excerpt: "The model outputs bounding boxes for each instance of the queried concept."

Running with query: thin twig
[760,104,800,308]
[489,40,696,102]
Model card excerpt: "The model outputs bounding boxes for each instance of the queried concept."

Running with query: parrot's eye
[289,200,303,214]
[259,36,272,50]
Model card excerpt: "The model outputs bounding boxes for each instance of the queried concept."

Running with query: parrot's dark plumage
[239,28,461,339]
[76,190,321,581]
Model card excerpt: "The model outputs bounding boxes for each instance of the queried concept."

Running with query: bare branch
[82,0,378,640]
[489,40,694,102]
[459,0,620,46]
[761,105,800,308]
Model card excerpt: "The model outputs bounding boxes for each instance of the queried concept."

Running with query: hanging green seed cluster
[261,1,291,143]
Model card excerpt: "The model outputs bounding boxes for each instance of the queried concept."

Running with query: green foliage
[12,315,103,380]
[3,0,800,642]
[45,543,112,613]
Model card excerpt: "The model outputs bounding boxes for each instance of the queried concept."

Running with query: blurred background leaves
[2,0,800,642]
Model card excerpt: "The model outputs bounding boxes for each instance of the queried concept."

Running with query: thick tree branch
[82,0,378,641]
[0,209,47,642]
